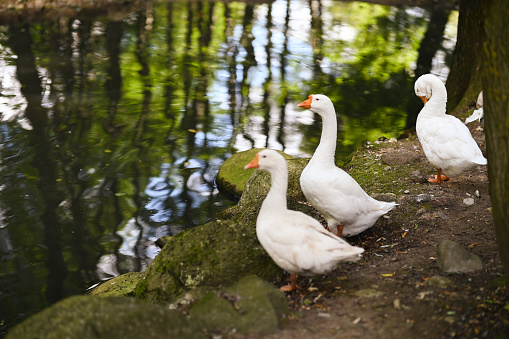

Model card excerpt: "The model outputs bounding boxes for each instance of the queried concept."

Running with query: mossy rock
[234,163,321,227]
[238,157,309,203]
[135,218,283,304]
[7,295,205,339]
[188,292,242,332]
[215,148,297,199]
[88,272,144,297]
[137,150,320,304]
[189,275,288,335]
[224,274,288,333]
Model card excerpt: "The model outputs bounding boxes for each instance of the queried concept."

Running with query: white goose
[414,74,487,183]
[298,94,397,237]
[244,149,364,292]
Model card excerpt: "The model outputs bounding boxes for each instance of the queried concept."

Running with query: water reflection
[0,0,457,334]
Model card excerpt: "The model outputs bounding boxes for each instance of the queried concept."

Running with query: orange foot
[279,274,300,292]
[279,284,300,292]
[428,175,450,183]
[428,168,450,184]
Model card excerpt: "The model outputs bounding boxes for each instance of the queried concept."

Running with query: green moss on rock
[215,148,296,199]
[344,142,430,195]
[137,150,319,305]
[136,218,282,304]
[88,272,144,297]
[7,296,205,339]
[189,275,288,335]
[188,291,242,332]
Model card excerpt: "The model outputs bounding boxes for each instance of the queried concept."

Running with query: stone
[463,198,475,206]
[370,192,397,203]
[88,272,145,297]
[415,194,432,203]
[188,292,242,332]
[7,296,205,339]
[225,275,288,333]
[188,275,288,335]
[408,170,427,183]
[427,275,453,288]
[237,156,309,202]
[215,148,299,199]
[215,148,269,199]
[436,240,485,273]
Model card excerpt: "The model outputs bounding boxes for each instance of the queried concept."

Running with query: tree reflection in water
[0,0,457,334]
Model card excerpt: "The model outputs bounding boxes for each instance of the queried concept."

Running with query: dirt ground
[235,126,508,339]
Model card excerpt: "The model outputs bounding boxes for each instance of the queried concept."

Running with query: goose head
[297,94,335,117]
[244,149,286,172]
[414,74,447,105]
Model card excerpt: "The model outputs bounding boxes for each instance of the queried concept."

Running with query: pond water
[0,0,456,334]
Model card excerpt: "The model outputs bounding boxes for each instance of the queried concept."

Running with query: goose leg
[337,225,345,237]
[428,168,450,183]
[280,274,300,292]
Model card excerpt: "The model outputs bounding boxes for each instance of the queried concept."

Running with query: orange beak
[420,96,427,104]
[244,153,259,169]
[298,95,313,109]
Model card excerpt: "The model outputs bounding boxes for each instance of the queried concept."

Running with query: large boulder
[7,296,205,339]
[88,272,144,297]
[136,150,320,304]
[135,217,281,304]
[216,148,308,200]
[188,275,288,335]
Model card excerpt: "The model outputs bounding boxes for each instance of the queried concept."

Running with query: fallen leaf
[313,294,323,303]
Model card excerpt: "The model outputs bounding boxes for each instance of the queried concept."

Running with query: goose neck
[261,167,288,212]
[424,84,447,116]
[312,112,338,164]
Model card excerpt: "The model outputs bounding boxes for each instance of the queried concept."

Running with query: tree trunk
[482,0,509,276]
[445,0,483,112]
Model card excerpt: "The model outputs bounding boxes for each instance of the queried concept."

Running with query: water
[0,0,456,334]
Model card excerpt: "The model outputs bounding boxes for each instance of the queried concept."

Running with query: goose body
[414,74,487,183]
[298,94,397,237]
[244,149,364,291]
